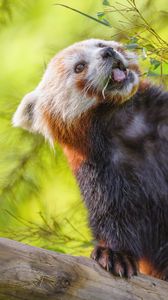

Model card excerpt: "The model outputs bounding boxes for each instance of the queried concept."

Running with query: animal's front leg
[91,241,138,278]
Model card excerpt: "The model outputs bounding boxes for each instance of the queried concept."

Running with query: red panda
[13,39,168,280]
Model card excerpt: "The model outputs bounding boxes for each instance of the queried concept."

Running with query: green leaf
[125,43,140,50]
[144,44,155,51]
[97,12,105,20]
[150,58,161,70]
[101,18,111,26]
[103,0,110,6]
[147,70,160,77]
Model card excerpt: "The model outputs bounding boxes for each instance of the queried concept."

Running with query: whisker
[102,76,111,99]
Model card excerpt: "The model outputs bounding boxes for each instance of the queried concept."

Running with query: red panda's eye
[97,43,106,48]
[74,62,86,73]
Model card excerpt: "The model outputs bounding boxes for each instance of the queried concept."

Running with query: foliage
[100,0,168,81]
[0,0,167,255]
[61,0,168,82]
[0,0,25,26]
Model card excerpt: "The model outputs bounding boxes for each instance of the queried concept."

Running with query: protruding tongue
[112,68,126,82]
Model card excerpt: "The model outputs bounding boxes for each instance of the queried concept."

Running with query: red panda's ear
[12,91,37,132]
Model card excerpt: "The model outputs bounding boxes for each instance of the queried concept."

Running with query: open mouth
[104,60,133,93]
[102,61,133,99]
[109,59,128,83]
[111,60,128,83]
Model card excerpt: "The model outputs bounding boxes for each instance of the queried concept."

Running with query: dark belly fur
[76,85,168,279]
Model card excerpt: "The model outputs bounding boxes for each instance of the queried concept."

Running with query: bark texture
[0,238,168,300]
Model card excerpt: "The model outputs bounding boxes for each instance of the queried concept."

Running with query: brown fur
[43,108,92,170]
[63,145,86,173]
[139,258,162,278]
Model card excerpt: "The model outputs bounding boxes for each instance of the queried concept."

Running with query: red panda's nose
[101,47,115,59]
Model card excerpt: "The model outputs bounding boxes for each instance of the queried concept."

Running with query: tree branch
[0,238,167,300]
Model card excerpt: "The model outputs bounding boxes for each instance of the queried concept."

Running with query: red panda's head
[13,39,140,143]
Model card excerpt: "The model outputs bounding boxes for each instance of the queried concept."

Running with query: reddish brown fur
[117,46,125,53]
[63,145,86,173]
[43,108,93,172]
[139,258,159,277]
[128,62,140,74]
[139,79,151,92]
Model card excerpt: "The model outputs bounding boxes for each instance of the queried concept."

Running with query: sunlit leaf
[147,70,160,76]
[125,43,140,49]
[150,58,161,70]
[102,0,111,6]
[101,19,111,26]
[144,44,156,51]
[97,12,105,20]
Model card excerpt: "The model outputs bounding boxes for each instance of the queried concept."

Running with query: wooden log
[0,238,167,300]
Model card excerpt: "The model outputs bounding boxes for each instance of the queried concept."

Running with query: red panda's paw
[91,246,138,278]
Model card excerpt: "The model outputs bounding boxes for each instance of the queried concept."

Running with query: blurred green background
[0,0,168,256]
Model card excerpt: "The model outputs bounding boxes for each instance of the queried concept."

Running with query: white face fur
[13,38,140,142]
